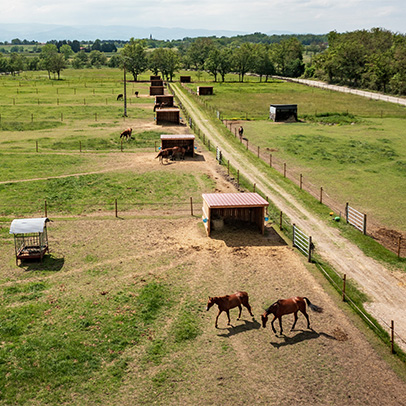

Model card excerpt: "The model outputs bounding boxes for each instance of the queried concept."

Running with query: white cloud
[0,0,404,34]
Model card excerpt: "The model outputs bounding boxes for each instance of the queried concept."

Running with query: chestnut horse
[261,296,323,334]
[206,291,254,328]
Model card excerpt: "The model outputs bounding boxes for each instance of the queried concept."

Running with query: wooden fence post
[308,236,312,263]
[257,146,260,158]
[363,214,367,235]
[246,139,249,150]
[342,274,346,302]
[320,187,323,204]
[391,320,395,354]
[36,141,38,153]
[253,183,256,193]
[300,174,303,189]
[79,141,82,153]
[345,202,349,223]
[237,170,240,188]
[208,139,210,150]
[283,163,286,177]
[270,154,272,167]
[398,236,402,258]
[227,160,230,176]
[115,199,118,218]
[190,197,193,216]
[44,200,48,217]
[155,141,157,152]
[279,211,283,230]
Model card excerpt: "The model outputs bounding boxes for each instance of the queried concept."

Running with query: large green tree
[121,38,148,81]
[232,43,254,82]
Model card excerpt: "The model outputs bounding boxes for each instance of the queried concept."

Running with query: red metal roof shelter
[202,193,269,236]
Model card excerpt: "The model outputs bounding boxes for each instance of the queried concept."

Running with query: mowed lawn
[187,80,406,232]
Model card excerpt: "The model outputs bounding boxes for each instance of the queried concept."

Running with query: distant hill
[0,23,292,42]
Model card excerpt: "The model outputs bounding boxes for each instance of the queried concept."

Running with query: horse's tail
[304,297,323,313]
[155,150,162,159]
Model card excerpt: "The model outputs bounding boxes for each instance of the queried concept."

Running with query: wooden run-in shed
[156,108,180,125]
[150,86,165,96]
[9,217,50,265]
[155,95,174,107]
[151,79,164,87]
[160,134,195,156]
[197,86,213,96]
[180,76,191,83]
[270,104,298,122]
[150,75,161,80]
[202,193,269,237]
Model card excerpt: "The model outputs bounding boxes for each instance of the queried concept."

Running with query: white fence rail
[346,203,367,234]
[292,224,313,262]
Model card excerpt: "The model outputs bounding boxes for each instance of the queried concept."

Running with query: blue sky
[0,0,405,35]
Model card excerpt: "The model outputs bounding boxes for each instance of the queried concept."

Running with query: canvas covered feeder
[269,104,298,122]
[160,134,195,156]
[156,108,180,125]
[9,217,50,264]
[150,86,165,96]
[197,86,213,96]
[202,193,269,236]
[155,95,174,107]
[180,76,191,83]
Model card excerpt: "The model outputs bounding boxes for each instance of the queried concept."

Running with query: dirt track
[172,83,406,351]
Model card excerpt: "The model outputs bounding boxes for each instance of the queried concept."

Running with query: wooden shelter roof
[202,193,268,209]
[160,134,195,140]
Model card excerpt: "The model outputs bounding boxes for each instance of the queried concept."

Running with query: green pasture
[185,81,406,231]
[0,171,213,216]
[187,80,406,120]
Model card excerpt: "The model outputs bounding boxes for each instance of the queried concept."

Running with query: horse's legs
[270,316,277,333]
[244,302,254,317]
[215,309,223,328]
[291,311,299,330]
[301,309,311,329]
[237,305,242,320]
[278,316,284,334]
[226,310,231,325]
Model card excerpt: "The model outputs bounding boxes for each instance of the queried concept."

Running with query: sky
[0,0,405,35]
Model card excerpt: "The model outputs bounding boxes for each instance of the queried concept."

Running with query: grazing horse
[155,148,174,164]
[120,128,132,140]
[261,296,323,334]
[117,94,123,101]
[206,291,254,328]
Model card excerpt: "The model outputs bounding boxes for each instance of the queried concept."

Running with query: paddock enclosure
[269,104,298,122]
[160,134,195,154]
[202,192,269,236]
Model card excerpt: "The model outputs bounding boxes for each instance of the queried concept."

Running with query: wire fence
[176,82,406,258]
[167,81,406,357]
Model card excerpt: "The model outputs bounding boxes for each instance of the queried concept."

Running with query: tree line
[1,28,405,95]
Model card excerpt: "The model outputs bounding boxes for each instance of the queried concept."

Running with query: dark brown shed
[202,193,269,236]
[155,95,174,107]
[269,104,298,122]
[151,79,164,87]
[180,76,191,83]
[156,108,180,125]
[197,86,213,96]
[150,75,161,80]
[150,86,165,96]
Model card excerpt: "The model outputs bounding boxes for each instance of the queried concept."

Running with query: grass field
[186,81,406,232]
[1,68,406,405]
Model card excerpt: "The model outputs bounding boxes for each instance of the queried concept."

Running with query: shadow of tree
[217,318,262,338]
[270,329,336,348]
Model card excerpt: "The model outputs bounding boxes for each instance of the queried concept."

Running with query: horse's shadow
[270,329,336,348]
[217,318,261,338]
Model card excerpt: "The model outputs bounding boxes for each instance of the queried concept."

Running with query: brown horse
[206,291,254,328]
[261,296,323,334]
[120,127,132,140]
[172,146,186,160]
[155,148,174,164]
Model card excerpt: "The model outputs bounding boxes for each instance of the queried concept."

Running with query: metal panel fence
[292,223,313,262]
[346,203,367,234]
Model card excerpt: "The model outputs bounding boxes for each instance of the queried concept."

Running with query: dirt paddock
[1,138,406,405]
